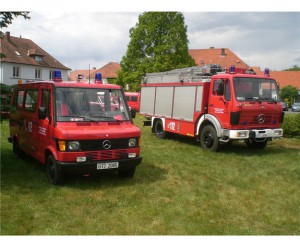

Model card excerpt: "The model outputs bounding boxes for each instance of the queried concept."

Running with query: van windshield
[55,88,131,122]
[233,78,279,102]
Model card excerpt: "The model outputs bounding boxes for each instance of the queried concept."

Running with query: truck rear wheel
[46,155,64,185]
[154,119,166,139]
[200,125,219,151]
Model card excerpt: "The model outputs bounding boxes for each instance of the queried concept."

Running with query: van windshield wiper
[245,97,262,103]
[259,97,277,103]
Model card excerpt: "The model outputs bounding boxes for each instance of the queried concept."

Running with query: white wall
[0,62,69,85]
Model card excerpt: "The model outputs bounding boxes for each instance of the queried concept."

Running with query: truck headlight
[128,138,137,147]
[68,141,80,151]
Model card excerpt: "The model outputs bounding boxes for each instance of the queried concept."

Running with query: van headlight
[68,141,81,151]
[128,138,137,147]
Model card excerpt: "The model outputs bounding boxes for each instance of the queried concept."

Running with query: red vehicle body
[8,72,142,184]
[125,92,141,118]
[140,66,284,151]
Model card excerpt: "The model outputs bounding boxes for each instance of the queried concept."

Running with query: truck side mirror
[217,81,224,96]
[38,107,47,119]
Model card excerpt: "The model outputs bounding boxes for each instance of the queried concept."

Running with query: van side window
[41,89,50,117]
[16,90,25,108]
[24,90,38,112]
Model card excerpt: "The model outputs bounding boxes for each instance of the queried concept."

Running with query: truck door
[208,78,232,128]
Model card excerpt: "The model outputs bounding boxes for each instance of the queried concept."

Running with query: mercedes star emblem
[102,140,111,150]
[258,114,265,124]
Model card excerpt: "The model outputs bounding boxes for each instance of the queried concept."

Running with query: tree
[283,65,300,71]
[280,85,298,106]
[117,12,196,91]
[0,12,30,28]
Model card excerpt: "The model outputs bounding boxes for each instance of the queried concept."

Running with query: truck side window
[224,80,231,101]
[213,79,224,96]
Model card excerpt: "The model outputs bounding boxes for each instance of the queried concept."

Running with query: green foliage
[0,12,30,28]
[281,114,300,138]
[280,85,298,107]
[283,65,300,71]
[117,12,196,91]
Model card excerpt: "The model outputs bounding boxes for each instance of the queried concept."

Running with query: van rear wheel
[13,138,25,159]
[47,155,64,185]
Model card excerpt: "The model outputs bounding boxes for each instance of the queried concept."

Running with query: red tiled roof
[252,68,300,90]
[189,48,250,70]
[68,69,97,81]
[0,32,70,70]
[90,62,121,79]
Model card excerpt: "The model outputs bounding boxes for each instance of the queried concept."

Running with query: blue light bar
[230,65,235,73]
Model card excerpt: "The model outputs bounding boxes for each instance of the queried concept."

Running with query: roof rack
[143,64,222,84]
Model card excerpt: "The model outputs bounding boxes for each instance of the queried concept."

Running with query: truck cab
[8,72,142,185]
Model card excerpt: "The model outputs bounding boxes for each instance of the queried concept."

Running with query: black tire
[154,119,166,139]
[200,125,219,151]
[119,167,136,178]
[46,155,64,185]
[245,140,267,149]
[13,138,25,159]
[131,109,136,118]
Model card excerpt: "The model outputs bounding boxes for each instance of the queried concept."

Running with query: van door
[20,89,39,155]
[33,86,52,164]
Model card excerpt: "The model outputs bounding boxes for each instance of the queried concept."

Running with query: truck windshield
[55,88,131,122]
[233,77,279,102]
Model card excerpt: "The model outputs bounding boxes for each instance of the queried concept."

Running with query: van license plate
[97,162,119,170]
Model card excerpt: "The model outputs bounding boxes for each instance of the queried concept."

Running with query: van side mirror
[38,107,47,119]
[217,81,224,96]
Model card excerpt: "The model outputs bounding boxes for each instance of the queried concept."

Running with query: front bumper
[57,157,142,174]
[225,128,283,140]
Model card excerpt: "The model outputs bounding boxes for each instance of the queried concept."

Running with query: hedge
[281,113,300,138]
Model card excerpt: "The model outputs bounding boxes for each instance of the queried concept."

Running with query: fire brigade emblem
[258,114,265,124]
[102,140,111,150]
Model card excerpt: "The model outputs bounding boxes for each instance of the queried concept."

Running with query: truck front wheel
[200,125,219,151]
[154,119,166,139]
[46,155,64,185]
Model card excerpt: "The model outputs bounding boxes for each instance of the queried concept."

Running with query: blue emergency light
[264,68,270,77]
[94,73,103,84]
[53,70,63,82]
[229,65,235,73]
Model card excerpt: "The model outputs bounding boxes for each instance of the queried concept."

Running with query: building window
[13,66,20,78]
[49,70,55,80]
[35,68,42,79]
[35,56,43,62]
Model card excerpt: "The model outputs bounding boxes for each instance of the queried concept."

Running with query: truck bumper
[57,157,142,174]
[225,128,283,140]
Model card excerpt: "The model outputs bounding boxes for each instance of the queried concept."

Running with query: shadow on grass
[1,148,168,190]
[154,132,299,156]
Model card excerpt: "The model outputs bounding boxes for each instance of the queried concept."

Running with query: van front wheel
[47,155,64,185]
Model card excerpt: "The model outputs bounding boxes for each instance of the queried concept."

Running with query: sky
[1,1,300,72]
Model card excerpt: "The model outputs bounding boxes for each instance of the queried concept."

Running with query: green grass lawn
[1,115,300,235]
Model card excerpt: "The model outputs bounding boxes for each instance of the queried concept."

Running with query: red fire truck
[124,92,141,118]
[140,65,284,151]
[8,71,142,185]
